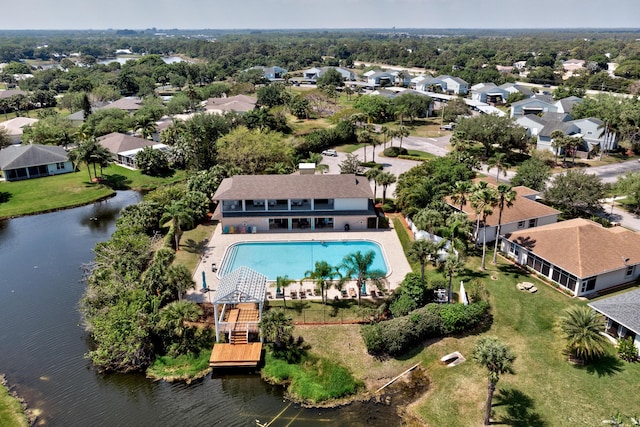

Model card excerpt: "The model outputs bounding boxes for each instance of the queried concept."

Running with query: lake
[0,191,404,427]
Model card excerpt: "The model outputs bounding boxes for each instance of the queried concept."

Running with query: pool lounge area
[187,227,412,304]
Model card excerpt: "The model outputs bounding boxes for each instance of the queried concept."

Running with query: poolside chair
[341,289,348,298]
[349,288,357,298]
[300,290,306,299]
[291,290,298,300]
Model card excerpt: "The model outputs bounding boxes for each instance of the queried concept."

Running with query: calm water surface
[0,191,402,427]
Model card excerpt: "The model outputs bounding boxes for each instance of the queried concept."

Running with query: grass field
[298,253,640,426]
[173,222,218,273]
[0,379,28,427]
[0,164,185,219]
[146,349,211,383]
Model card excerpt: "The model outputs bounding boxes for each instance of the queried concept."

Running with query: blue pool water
[219,240,388,280]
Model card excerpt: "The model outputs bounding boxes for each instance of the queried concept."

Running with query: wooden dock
[209,343,263,368]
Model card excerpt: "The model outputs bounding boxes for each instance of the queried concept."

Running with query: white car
[321,149,338,157]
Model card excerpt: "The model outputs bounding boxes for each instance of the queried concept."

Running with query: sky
[1,0,639,30]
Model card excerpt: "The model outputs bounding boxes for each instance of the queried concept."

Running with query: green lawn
[267,298,382,324]
[0,380,28,427]
[173,222,218,273]
[298,251,640,426]
[0,164,185,219]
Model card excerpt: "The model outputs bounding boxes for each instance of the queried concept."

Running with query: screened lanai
[212,266,267,343]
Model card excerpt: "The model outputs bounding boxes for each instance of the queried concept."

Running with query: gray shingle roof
[213,174,373,201]
[0,144,68,170]
[589,289,640,334]
[539,120,580,138]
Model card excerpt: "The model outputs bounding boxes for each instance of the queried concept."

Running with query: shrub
[383,147,408,157]
[618,337,638,362]
[390,293,418,317]
[361,302,490,356]
[465,279,490,303]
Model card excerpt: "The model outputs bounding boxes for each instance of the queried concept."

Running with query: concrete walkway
[185,224,413,304]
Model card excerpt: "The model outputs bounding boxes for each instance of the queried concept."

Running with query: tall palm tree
[160,201,194,251]
[136,114,157,140]
[377,171,396,205]
[303,261,340,304]
[470,181,489,241]
[379,125,389,150]
[340,250,384,307]
[441,249,465,303]
[471,187,498,270]
[413,207,443,241]
[445,211,473,255]
[397,126,409,149]
[491,184,517,265]
[487,152,510,183]
[365,168,381,202]
[450,180,473,211]
[259,309,293,349]
[472,336,516,426]
[556,305,607,362]
[408,238,443,283]
[275,275,295,308]
[551,130,565,166]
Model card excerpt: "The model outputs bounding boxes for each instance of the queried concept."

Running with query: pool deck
[186,225,412,304]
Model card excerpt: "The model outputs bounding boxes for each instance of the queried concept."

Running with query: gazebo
[212,266,267,343]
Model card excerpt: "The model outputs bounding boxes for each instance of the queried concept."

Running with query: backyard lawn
[298,254,640,426]
[0,164,185,219]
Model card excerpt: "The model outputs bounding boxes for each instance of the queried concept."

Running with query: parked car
[440,122,456,131]
[321,149,338,157]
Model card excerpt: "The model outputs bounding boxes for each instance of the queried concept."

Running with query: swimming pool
[219,240,389,280]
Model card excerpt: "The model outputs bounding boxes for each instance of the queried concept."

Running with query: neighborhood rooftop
[589,289,640,336]
[0,144,68,170]
[505,218,640,278]
[213,174,374,201]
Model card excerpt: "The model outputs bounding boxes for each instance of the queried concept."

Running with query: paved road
[582,158,640,184]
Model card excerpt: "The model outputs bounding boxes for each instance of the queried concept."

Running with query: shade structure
[202,270,207,290]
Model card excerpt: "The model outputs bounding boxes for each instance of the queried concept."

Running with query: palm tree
[408,239,443,283]
[303,261,340,304]
[160,201,194,251]
[379,125,389,150]
[365,168,381,202]
[157,300,203,356]
[491,184,517,265]
[472,336,516,426]
[357,126,376,163]
[445,211,473,255]
[471,187,498,270]
[441,250,465,303]
[450,180,473,211]
[413,207,443,240]
[556,305,607,362]
[487,152,510,183]
[259,309,293,349]
[470,181,489,241]
[377,171,396,205]
[136,114,157,140]
[340,250,384,307]
[397,126,409,149]
[275,275,295,308]
[551,130,565,166]
[164,264,195,300]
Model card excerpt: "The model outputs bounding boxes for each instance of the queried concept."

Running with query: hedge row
[361,301,490,356]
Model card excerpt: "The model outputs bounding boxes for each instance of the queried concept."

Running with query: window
[626,265,635,277]
[517,221,525,228]
[56,162,65,170]
[551,267,577,292]
[581,277,596,293]
[529,218,537,228]
[509,242,519,256]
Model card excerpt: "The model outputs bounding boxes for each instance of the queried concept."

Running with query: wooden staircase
[230,329,248,344]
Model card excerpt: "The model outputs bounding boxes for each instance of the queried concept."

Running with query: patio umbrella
[202,270,207,291]
[361,283,367,296]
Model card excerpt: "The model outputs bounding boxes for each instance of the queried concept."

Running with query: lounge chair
[267,292,273,299]
[307,289,314,297]
[300,290,306,299]
[349,288,357,298]
[290,291,298,300]
[341,289,348,298]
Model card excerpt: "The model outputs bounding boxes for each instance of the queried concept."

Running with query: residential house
[470,83,509,104]
[499,83,534,98]
[245,66,288,81]
[503,218,640,297]
[367,71,395,87]
[510,97,557,118]
[212,174,376,233]
[516,114,547,137]
[415,77,447,93]
[302,67,355,83]
[0,117,38,144]
[571,117,614,152]
[0,144,73,181]
[0,89,27,100]
[589,289,640,353]
[436,75,469,95]
[100,97,143,113]
[97,132,168,169]
[389,70,412,87]
[496,65,515,73]
[536,119,581,153]
[446,184,560,244]
[205,94,257,114]
[555,96,582,114]
[562,59,585,77]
